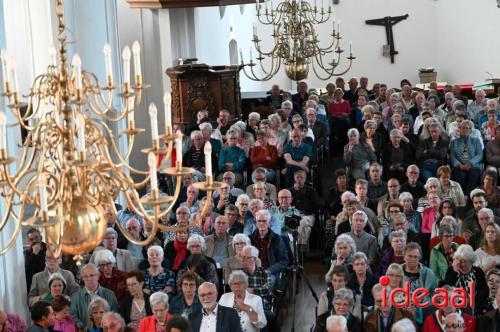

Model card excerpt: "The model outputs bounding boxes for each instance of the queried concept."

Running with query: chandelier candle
[0,112,6,151]
[48,45,57,67]
[176,135,183,165]
[148,152,158,191]
[76,113,85,154]
[122,46,131,89]
[0,50,9,90]
[204,141,212,178]
[127,95,135,126]
[148,103,159,141]
[132,41,141,85]
[72,54,82,90]
[38,176,48,214]
[103,43,113,86]
[7,58,19,97]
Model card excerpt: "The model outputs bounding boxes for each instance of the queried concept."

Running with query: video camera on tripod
[284,214,302,236]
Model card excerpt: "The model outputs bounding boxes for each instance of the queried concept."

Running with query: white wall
[194,0,438,91]
[435,0,500,84]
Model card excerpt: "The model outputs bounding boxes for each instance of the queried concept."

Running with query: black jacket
[189,305,242,332]
[120,293,153,324]
[316,312,362,332]
[24,242,47,292]
[416,136,449,165]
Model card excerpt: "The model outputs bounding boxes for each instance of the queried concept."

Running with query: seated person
[164,229,190,274]
[168,271,202,317]
[203,215,235,269]
[347,211,378,269]
[316,288,362,332]
[213,182,237,215]
[246,167,277,201]
[289,169,319,221]
[367,163,388,201]
[163,206,203,246]
[199,121,222,157]
[343,128,377,181]
[381,212,419,252]
[120,270,152,329]
[213,171,245,198]
[217,130,246,185]
[400,165,426,208]
[282,128,312,187]
[305,107,328,148]
[182,130,215,179]
[364,283,415,331]
[377,230,406,277]
[347,252,377,310]
[250,130,278,181]
[429,223,460,285]
[250,210,289,280]
[179,185,201,216]
[252,181,276,209]
[399,192,422,234]
[326,234,357,275]
[328,169,353,218]
[94,249,128,303]
[142,246,176,296]
[317,265,350,317]
[381,129,413,184]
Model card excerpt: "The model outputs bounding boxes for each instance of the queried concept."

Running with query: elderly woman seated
[217,129,246,185]
[199,122,222,156]
[343,128,377,182]
[86,297,110,332]
[219,270,267,332]
[377,230,407,277]
[94,249,128,303]
[252,181,276,209]
[382,129,413,183]
[182,130,215,180]
[430,224,460,285]
[326,234,357,275]
[417,177,441,213]
[142,245,176,296]
[250,130,278,181]
[316,288,362,332]
[224,233,261,284]
[138,291,173,332]
[443,244,488,309]
[164,229,190,274]
[168,271,202,317]
[318,265,349,317]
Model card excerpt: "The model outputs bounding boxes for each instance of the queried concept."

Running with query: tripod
[286,227,319,332]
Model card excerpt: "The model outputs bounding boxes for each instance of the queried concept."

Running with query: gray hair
[364,120,377,129]
[335,234,357,256]
[389,128,403,138]
[190,130,203,141]
[248,112,261,121]
[281,100,293,109]
[94,249,116,266]
[389,229,407,242]
[392,212,407,224]
[105,227,118,238]
[333,288,355,307]
[249,198,264,209]
[235,194,250,207]
[390,92,400,100]
[391,318,416,332]
[444,312,464,327]
[347,128,359,137]
[352,210,368,222]
[147,245,164,257]
[88,297,110,325]
[340,191,356,202]
[187,234,207,251]
[48,272,66,289]
[268,113,281,126]
[255,209,271,221]
[253,181,267,190]
[101,312,125,329]
[453,244,476,263]
[478,208,494,220]
[424,177,441,191]
[199,122,213,131]
[150,291,169,306]
[352,251,368,264]
[326,315,347,332]
[228,270,249,287]
[399,192,413,202]
[232,233,251,248]
[242,245,259,258]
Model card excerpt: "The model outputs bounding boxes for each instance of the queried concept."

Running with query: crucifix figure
[365,14,409,63]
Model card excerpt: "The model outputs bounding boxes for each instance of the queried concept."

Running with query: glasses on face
[176,212,189,215]
[182,282,197,288]
[389,210,400,214]
[256,219,268,224]
[278,196,291,200]
[241,256,255,261]
[234,242,247,246]
[199,292,215,298]
[104,237,116,241]
[98,262,113,269]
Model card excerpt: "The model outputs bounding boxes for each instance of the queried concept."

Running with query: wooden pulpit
[166,64,243,125]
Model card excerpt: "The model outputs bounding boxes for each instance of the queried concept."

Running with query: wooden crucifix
[365,14,409,63]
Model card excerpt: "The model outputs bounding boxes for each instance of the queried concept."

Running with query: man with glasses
[377,178,401,219]
[117,190,144,227]
[246,167,277,201]
[70,264,118,330]
[25,228,47,292]
[225,204,243,236]
[450,120,483,195]
[213,182,236,215]
[381,212,418,251]
[250,210,288,280]
[400,165,426,207]
[90,228,136,272]
[163,206,203,246]
[189,282,241,332]
[204,216,235,269]
[180,184,201,215]
[214,171,244,198]
[29,252,80,306]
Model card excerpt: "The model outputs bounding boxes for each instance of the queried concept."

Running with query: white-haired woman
[176,234,218,285]
[199,122,222,155]
[399,192,421,234]
[253,181,275,209]
[382,129,413,183]
[235,194,252,225]
[316,288,362,332]
[444,244,487,300]
[219,271,267,332]
[232,121,255,157]
[417,177,441,213]
[247,112,261,137]
[138,291,172,332]
[143,246,175,296]
[94,249,128,303]
[327,234,357,275]
[268,113,288,149]
[343,127,377,181]
[224,234,261,283]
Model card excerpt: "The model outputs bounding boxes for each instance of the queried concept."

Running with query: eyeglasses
[256,219,268,223]
[234,242,247,246]
[278,196,291,199]
[241,256,255,261]
[98,263,113,268]
[182,282,197,288]
[199,292,215,298]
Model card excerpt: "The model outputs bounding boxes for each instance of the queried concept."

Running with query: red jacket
[138,313,173,332]
[250,144,278,169]
[422,311,476,332]
[328,101,351,117]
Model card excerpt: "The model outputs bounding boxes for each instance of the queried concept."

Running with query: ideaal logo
[379,276,475,309]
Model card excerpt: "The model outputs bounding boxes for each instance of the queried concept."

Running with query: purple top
[7,313,27,332]
[53,316,77,332]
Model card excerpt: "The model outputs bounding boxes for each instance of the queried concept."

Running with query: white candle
[103,43,113,82]
[39,175,48,213]
[148,103,159,140]
[127,95,135,123]
[176,135,183,164]
[48,44,57,66]
[163,91,172,129]
[0,50,9,86]
[132,41,142,80]
[204,141,212,177]
[0,112,6,150]
[337,21,341,34]
[349,41,352,53]
[253,23,257,36]
[8,58,19,93]
[72,54,82,90]
[148,152,158,191]
[122,46,131,86]
[256,0,259,10]
[76,113,85,152]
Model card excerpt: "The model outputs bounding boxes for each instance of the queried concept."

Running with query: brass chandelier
[0,1,220,263]
[241,0,355,81]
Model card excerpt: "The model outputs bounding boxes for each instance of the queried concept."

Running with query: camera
[285,215,301,229]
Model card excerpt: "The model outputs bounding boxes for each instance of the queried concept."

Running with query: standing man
[189,282,241,332]
[25,228,47,292]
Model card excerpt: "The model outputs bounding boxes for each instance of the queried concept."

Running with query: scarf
[172,239,188,270]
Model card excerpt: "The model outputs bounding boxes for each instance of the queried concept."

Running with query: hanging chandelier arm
[0,216,21,255]
[83,71,114,111]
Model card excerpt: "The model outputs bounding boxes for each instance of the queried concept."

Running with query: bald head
[278,189,293,209]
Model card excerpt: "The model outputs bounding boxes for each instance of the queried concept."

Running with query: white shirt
[200,304,218,332]
[218,291,267,332]
[474,248,500,270]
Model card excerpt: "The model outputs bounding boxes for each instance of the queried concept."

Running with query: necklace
[133,298,145,312]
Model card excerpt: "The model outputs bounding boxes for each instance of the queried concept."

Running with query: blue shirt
[450,135,483,168]
[218,146,246,172]
[282,142,313,162]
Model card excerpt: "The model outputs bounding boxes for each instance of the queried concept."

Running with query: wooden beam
[126,0,255,9]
